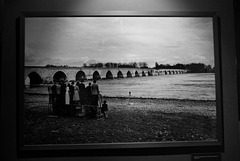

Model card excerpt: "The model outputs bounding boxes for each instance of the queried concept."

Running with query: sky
[25,17,215,68]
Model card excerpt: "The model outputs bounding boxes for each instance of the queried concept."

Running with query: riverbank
[24,93,216,144]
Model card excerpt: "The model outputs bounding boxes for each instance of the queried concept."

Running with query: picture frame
[17,11,224,158]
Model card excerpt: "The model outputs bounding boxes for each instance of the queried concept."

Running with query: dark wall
[1,0,240,161]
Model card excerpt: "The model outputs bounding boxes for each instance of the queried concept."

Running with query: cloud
[25,17,215,67]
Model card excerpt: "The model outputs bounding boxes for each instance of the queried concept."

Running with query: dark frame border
[17,11,224,158]
[233,0,240,121]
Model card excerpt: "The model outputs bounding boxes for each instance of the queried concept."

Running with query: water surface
[97,73,215,100]
[25,73,215,101]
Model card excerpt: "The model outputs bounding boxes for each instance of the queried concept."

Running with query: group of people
[47,80,108,118]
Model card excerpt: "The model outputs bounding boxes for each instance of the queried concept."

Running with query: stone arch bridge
[24,66,187,85]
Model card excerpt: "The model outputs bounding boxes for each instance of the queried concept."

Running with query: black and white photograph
[24,16,217,145]
[3,0,240,161]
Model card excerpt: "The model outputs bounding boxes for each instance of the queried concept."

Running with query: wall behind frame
[1,0,240,161]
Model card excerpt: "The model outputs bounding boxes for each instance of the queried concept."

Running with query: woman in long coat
[73,84,80,103]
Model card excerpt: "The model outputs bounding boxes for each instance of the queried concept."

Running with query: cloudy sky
[25,17,215,68]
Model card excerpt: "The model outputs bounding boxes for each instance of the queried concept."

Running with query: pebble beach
[24,93,216,144]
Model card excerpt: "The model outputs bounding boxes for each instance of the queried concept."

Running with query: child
[101,100,108,118]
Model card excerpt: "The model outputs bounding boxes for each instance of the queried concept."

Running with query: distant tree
[186,63,205,73]
[132,62,138,68]
[175,63,185,69]
[113,63,118,68]
[105,62,111,68]
[165,64,171,69]
[139,62,148,68]
[212,66,215,73]
[143,62,148,68]
[117,63,122,68]
[96,63,104,68]
[45,64,56,67]
[205,65,214,73]
[155,62,159,69]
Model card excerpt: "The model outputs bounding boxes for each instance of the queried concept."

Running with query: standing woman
[65,83,70,105]
[73,82,80,104]
[91,80,99,106]
[78,80,86,105]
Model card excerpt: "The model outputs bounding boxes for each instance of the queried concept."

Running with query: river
[97,73,215,100]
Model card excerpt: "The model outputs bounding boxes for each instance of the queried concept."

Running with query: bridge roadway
[24,66,187,84]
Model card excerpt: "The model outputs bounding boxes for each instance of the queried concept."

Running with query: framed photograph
[17,12,223,157]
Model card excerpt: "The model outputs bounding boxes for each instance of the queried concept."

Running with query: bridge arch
[53,71,67,83]
[93,71,101,80]
[25,71,42,85]
[106,70,113,79]
[117,71,124,78]
[135,71,140,77]
[127,71,132,77]
[148,71,153,76]
[142,71,146,76]
[76,71,86,81]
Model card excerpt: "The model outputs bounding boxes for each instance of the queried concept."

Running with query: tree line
[154,62,214,73]
[45,62,214,73]
[83,62,149,68]
[45,62,149,69]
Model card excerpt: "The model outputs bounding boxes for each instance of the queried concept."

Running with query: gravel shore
[24,94,216,144]
[104,96,216,117]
